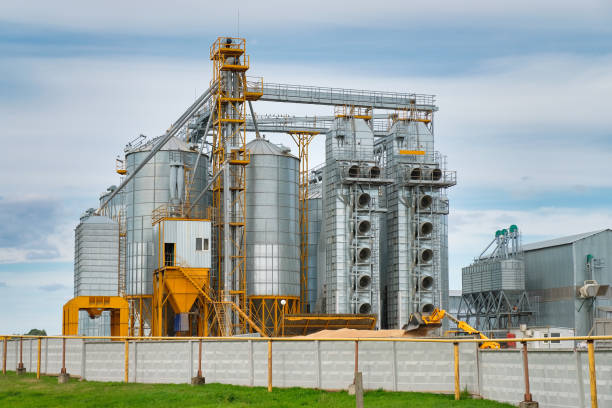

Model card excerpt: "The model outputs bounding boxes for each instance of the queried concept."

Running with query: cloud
[1,1,611,35]
[38,283,68,292]
[0,197,75,264]
[0,282,6,288]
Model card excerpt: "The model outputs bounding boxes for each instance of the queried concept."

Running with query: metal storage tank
[245,137,300,333]
[124,136,208,318]
[74,213,119,297]
[307,180,323,312]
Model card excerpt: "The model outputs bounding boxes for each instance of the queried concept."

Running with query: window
[551,333,561,344]
[196,238,209,251]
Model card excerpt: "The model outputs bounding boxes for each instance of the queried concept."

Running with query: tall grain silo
[123,135,207,335]
[245,137,300,335]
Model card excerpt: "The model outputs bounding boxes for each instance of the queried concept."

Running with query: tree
[26,329,47,336]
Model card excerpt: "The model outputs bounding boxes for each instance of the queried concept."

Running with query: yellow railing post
[36,337,41,380]
[453,342,460,400]
[124,339,129,383]
[588,340,598,408]
[267,340,272,392]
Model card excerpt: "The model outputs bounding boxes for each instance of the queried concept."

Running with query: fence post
[522,342,532,402]
[267,340,273,392]
[453,342,460,400]
[36,338,41,380]
[354,340,359,377]
[124,340,129,383]
[58,337,69,383]
[2,337,6,375]
[191,339,205,385]
[587,340,598,408]
[17,337,25,375]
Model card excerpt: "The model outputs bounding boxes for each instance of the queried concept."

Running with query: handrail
[3,334,612,343]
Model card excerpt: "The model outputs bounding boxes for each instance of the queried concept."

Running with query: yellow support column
[124,340,129,383]
[453,342,460,400]
[36,338,41,380]
[588,340,598,408]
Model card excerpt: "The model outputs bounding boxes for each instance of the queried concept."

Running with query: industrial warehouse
[3,34,612,408]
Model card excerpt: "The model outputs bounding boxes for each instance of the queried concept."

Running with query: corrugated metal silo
[74,214,119,297]
[123,136,207,333]
[245,137,300,333]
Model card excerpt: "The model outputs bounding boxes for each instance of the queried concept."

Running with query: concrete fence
[2,337,611,408]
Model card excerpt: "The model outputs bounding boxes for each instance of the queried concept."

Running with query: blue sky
[2,0,612,334]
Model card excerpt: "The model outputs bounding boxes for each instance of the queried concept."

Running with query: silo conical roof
[246,138,297,159]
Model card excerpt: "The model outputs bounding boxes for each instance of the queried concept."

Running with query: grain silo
[123,135,208,335]
[245,137,300,335]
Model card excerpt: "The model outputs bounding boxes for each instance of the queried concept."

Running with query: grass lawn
[0,371,514,407]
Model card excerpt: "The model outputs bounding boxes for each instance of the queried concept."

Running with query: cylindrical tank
[74,214,119,297]
[245,138,300,297]
[307,187,323,312]
[124,136,208,296]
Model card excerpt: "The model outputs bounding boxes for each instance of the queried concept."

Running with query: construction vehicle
[405,308,501,349]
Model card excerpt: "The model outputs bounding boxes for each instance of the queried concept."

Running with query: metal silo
[123,135,207,334]
[74,213,119,297]
[245,137,300,335]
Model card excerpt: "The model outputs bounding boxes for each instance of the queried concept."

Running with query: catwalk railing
[2,335,611,407]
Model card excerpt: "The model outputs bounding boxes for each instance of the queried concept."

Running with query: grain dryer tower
[323,107,390,324]
[376,109,456,329]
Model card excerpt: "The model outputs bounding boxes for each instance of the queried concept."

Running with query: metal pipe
[247,101,261,139]
[453,342,460,400]
[61,338,66,374]
[97,81,217,214]
[267,340,272,392]
[521,341,532,402]
[124,340,129,383]
[36,338,41,380]
[197,339,202,378]
[588,340,598,408]
[2,337,6,374]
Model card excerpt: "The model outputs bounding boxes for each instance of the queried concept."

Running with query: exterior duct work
[418,222,433,237]
[357,219,371,235]
[358,274,372,289]
[420,275,434,290]
[418,195,433,210]
[357,193,371,208]
[419,248,434,263]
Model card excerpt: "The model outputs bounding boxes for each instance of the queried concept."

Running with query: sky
[1,0,612,334]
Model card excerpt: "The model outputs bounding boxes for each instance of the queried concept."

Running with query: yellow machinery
[406,308,500,350]
[62,296,129,337]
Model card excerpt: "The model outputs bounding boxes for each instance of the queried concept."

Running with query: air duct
[357,193,371,208]
[418,248,434,263]
[357,247,371,262]
[358,302,372,314]
[419,275,434,290]
[418,195,433,210]
[409,167,421,180]
[347,165,360,178]
[421,303,435,313]
[418,221,433,237]
[369,166,381,178]
[357,219,371,235]
[431,168,442,181]
[357,274,372,289]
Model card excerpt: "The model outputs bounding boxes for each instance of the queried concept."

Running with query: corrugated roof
[127,135,194,153]
[522,229,610,252]
[246,137,297,158]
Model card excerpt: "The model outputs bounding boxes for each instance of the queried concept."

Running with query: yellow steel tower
[210,37,251,335]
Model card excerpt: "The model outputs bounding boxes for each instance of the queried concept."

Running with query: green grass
[0,371,514,408]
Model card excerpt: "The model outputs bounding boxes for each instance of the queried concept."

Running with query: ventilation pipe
[357,219,371,235]
[357,274,372,289]
[357,193,371,208]
[369,166,381,178]
[409,167,421,180]
[347,165,360,178]
[418,221,433,237]
[418,248,434,263]
[419,275,434,290]
[357,247,371,262]
[421,303,435,313]
[418,195,433,210]
[358,302,372,314]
